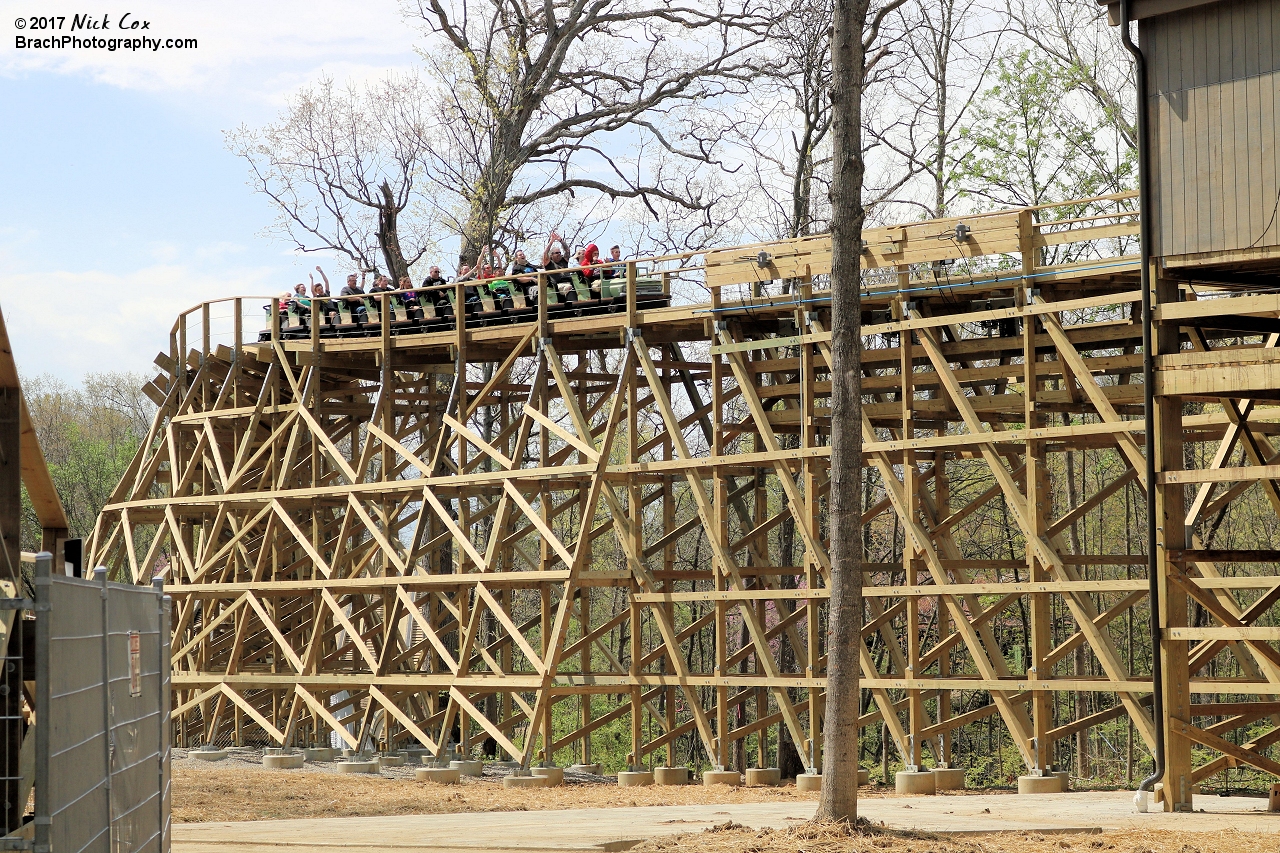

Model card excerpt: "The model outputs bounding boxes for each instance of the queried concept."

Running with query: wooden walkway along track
[87,190,1280,802]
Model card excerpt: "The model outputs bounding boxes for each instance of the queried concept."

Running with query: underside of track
[89,191,1280,808]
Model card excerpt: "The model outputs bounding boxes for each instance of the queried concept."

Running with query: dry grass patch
[631,821,1268,853]
[173,763,816,823]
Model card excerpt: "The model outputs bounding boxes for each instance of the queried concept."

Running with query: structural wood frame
[88,191,1280,808]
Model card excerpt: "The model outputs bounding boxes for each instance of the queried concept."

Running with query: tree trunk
[816,0,869,824]
[377,181,410,281]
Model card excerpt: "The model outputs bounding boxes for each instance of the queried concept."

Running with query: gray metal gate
[32,553,171,853]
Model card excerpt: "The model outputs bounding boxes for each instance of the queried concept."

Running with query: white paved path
[172,791,1280,853]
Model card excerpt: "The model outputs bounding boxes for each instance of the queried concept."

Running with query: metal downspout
[1119,0,1165,812]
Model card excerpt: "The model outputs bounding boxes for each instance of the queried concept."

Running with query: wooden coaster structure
[86,189,1280,802]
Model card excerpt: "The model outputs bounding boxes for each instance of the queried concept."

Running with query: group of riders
[277,234,629,329]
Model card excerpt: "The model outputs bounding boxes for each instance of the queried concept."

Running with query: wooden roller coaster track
[87,190,1280,807]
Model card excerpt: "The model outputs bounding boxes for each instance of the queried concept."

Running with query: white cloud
[2,261,282,380]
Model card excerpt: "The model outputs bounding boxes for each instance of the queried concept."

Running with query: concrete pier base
[191,748,228,762]
[933,767,966,791]
[1053,770,1070,792]
[617,771,654,787]
[745,768,781,787]
[1018,774,1064,794]
[858,768,870,786]
[703,770,742,787]
[895,770,937,795]
[335,759,379,774]
[796,773,822,792]
[532,766,564,786]
[303,747,333,762]
[503,773,548,789]
[263,752,304,770]
[451,760,484,777]
[569,763,602,776]
[378,753,406,768]
[654,766,689,786]
[416,767,461,784]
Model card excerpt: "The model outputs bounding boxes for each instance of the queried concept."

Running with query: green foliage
[19,371,154,551]
[953,50,1135,214]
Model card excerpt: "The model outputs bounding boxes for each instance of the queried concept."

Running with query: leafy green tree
[18,372,154,552]
[954,50,1131,212]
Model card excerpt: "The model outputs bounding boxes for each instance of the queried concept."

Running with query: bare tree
[881,0,1002,218]
[227,75,440,282]
[410,0,768,262]
[817,0,895,822]
[726,0,913,243]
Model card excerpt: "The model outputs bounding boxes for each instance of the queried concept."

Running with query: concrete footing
[263,752,304,770]
[1052,770,1070,791]
[796,773,822,792]
[703,770,742,787]
[503,773,548,789]
[532,766,564,786]
[569,763,602,776]
[335,759,379,774]
[858,768,870,786]
[1017,774,1063,794]
[416,767,461,784]
[654,766,689,786]
[745,767,781,787]
[303,747,333,762]
[895,770,937,795]
[617,770,654,787]
[932,767,966,791]
[451,759,483,777]
[191,748,228,762]
[378,753,406,768]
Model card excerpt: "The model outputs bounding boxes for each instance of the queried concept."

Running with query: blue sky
[0,1,418,381]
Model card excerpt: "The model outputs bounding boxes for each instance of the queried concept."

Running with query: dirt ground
[631,822,1264,853]
[172,753,1277,853]
[172,750,818,823]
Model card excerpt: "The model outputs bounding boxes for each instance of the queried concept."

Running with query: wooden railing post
[625,260,637,329]
[537,271,548,340]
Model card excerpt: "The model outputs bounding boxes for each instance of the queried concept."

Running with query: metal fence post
[95,565,112,844]
[154,576,170,852]
[33,552,51,853]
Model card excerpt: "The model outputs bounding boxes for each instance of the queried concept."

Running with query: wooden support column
[800,276,821,773]
[628,335,643,770]
[934,447,953,765]
[1023,275,1053,775]
[1155,276,1191,811]
[899,297,924,769]
[0,384,17,587]
[711,298,729,770]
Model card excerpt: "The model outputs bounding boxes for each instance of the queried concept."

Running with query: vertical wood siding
[1143,0,1280,257]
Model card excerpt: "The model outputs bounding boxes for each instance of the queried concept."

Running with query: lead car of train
[259,268,670,341]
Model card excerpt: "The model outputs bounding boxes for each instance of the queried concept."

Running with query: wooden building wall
[1144,0,1280,260]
